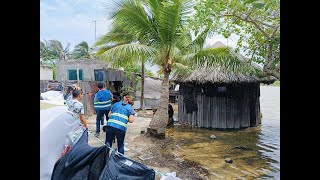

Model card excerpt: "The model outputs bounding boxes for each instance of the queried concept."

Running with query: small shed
[134,75,163,109]
[172,66,275,129]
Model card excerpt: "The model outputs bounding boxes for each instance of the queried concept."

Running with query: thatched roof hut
[171,66,275,85]
[172,42,275,129]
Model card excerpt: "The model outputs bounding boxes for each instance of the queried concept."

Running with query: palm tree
[97,0,239,137]
[40,40,60,67]
[72,41,92,59]
[94,23,149,110]
[47,40,70,61]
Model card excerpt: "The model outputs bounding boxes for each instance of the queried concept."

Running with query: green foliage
[261,80,279,86]
[72,41,91,59]
[94,0,196,75]
[40,39,70,66]
[146,70,155,77]
[190,0,280,79]
[271,80,280,86]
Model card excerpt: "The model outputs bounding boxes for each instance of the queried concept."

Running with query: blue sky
[40,0,241,73]
[40,0,113,48]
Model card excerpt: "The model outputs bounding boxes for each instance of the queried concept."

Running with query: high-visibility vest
[107,102,132,131]
[94,90,112,110]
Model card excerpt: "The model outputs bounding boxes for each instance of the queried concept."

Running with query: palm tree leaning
[98,0,239,138]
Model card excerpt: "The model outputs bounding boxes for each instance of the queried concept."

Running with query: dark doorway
[108,81,123,93]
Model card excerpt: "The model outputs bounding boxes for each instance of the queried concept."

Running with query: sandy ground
[87,114,173,179]
[86,109,208,180]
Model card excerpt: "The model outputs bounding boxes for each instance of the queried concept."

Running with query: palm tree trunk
[140,59,145,110]
[147,70,170,139]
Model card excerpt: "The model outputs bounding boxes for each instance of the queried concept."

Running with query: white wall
[40,65,53,80]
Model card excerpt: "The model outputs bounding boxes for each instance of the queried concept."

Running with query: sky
[40,0,241,74]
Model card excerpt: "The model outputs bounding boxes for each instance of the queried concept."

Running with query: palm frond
[109,0,159,43]
[101,43,157,64]
[73,41,91,59]
[157,0,194,49]
[94,26,135,47]
[171,62,191,77]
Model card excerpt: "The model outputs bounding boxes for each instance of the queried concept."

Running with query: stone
[225,158,233,163]
[234,146,251,150]
[210,135,217,139]
[172,152,178,158]
[174,158,184,163]
[146,128,165,139]
[176,144,181,149]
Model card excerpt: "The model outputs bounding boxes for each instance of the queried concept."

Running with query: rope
[87,130,166,177]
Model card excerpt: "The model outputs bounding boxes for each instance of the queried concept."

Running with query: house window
[68,69,83,81]
[94,69,104,81]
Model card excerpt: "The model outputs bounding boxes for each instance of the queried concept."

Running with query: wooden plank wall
[80,81,97,117]
[178,84,261,129]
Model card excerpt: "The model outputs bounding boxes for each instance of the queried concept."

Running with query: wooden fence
[79,81,100,117]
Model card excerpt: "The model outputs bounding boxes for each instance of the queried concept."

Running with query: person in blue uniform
[93,83,113,137]
[105,93,135,154]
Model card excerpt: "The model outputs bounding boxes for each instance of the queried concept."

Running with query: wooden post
[77,64,80,86]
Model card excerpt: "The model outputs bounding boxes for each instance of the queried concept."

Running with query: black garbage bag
[99,150,155,180]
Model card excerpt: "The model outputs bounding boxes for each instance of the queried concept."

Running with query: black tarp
[51,130,108,180]
[51,129,156,180]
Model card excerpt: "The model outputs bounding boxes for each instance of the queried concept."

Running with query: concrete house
[56,59,109,82]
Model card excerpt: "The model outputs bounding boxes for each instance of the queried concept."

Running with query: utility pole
[93,20,97,42]
[91,20,104,43]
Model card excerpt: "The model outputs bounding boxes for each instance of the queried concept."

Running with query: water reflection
[169,86,280,179]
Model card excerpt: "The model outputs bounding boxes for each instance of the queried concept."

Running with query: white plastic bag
[160,172,182,180]
[40,91,63,101]
[40,106,80,180]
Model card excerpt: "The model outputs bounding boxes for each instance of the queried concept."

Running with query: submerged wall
[178,83,261,129]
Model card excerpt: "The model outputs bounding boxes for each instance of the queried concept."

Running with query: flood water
[168,86,280,179]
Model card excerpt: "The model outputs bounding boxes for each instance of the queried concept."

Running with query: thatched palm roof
[171,66,275,84]
[171,42,276,84]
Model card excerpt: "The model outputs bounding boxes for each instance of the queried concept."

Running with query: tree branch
[271,25,280,38]
[223,14,270,39]
[275,63,280,71]
[248,18,276,28]
[264,68,280,80]
[264,43,273,68]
